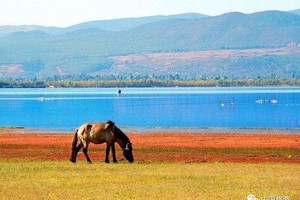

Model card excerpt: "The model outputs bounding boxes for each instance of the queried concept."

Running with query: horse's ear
[106,120,115,126]
[107,121,115,130]
[107,121,115,133]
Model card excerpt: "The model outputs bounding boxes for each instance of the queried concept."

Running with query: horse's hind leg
[70,144,81,162]
[70,150,76,163]
[71,142,83,163]
[83,143,92,163]
[111,143,118,163]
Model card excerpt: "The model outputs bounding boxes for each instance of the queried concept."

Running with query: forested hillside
[0,10,299,80]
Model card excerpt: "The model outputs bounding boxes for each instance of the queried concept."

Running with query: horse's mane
[106,120,129,142]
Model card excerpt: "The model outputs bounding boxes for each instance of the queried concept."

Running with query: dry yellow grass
[0,159,299,200]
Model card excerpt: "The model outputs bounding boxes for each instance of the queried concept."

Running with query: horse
[70,121,134,163]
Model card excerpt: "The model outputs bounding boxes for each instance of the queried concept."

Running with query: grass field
[0,131,299,199]
[0,159,299,200]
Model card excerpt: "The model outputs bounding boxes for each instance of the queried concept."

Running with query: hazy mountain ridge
[0,10,299,79]
[0,13,207,37]
[67,13,208,32]
[290,9,300,15]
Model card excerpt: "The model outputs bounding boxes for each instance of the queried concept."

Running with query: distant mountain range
[290,9,300,15]
[0,10,299,79]
[0,13,208,37]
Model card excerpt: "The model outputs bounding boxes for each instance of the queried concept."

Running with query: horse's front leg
[111,143,118,163]
[105,144,110,163]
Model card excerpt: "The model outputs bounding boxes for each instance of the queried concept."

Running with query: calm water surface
[0,87,299,131]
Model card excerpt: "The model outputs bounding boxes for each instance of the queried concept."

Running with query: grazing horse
[70,121,134,163]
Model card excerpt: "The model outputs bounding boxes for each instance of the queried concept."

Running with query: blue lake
[0,87,299,131]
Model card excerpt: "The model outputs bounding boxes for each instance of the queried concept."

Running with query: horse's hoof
[87,161,92,164]
[105,160,110,164]
[70,159,76,163]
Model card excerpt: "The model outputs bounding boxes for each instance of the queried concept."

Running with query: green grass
[0,159,299,200]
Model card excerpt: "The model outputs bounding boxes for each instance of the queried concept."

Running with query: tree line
[0,77,300,88]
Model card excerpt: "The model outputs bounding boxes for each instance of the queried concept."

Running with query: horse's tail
[70,129,78,162]
[72,129,78,150]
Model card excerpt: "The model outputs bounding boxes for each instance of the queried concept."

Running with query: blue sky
[0,0,299,27]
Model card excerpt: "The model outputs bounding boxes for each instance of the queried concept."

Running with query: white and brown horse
[70,121,134,163]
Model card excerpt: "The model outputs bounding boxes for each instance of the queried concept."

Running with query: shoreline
[125,126,300,134]
[3,126,300,135]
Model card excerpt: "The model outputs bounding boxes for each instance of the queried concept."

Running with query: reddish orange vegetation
[0,129,299,163]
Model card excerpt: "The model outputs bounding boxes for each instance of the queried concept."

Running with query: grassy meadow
[0,159,299,200]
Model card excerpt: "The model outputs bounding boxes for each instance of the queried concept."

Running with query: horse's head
[112,124,134,163]
[123,142,134,163]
